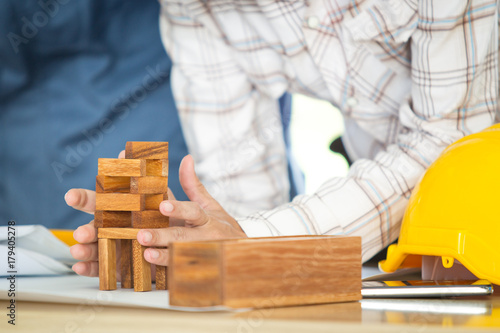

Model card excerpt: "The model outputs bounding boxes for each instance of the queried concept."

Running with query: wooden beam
[120,239,133,289]
[125,142,168,160]
[98,239,117,291]
[143,194,165,210]
[94,211,131,228]
[132,240,152,292]
[155,265,168,290]
[146,159,169,177]
[130,176,168,194]
[132,210,169,229]
[95,175,131,193]
[95,193,143,211]
[97,158,145,177]
[98,228,140,240]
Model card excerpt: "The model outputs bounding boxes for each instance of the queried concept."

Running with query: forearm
[239,0,498,262]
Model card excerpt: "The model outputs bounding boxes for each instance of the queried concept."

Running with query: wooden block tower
[95,142,169,292]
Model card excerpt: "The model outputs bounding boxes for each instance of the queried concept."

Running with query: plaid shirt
[159,0,498,261]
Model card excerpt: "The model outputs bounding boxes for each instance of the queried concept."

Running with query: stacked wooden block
[92,141,363,307]
[95,142,169,292]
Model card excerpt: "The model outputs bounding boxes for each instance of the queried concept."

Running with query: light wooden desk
[2,292,499,333]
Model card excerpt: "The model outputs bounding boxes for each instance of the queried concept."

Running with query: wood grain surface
[155,264,168,290]
[98,239,117,291]
[125,142,169,160]
[169,242,223,307]
[143,194,164,210]
[132,210,169,229]
[95,175,131,193]
[97,158,146,177]
[168,236,362,308]
[120,239,133,289]
[130,176,168,194]
[146,159,169,177]
[94,211,131,228]
[95,193,143,211]
[97,228,140,240]
[132,240,152,292]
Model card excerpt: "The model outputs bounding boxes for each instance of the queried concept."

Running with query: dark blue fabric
[0,0,299,229]
[0,0,189,229]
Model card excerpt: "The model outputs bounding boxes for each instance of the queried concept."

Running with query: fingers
[73,221,98,244]
[70,243,98,261]
[71,221,99,275]
[65,189,96,214]
[159,200,209,227]
[72,261,99,277]
[178,155,221,211]
[168,218,185,227]
[164,188,185,226]
[144,248,169,266]
[137,226,206,248]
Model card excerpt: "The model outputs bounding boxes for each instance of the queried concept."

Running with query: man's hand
[137,155,247,266]
[64,150,122,276]
[66,153,246,277]
[69,220,100,276]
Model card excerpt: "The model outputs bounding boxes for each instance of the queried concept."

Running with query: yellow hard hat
[379,124,500,285]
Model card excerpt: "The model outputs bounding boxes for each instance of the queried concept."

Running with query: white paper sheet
[0,268,390,312]
[0,225,76,276]
[0,275,228,312]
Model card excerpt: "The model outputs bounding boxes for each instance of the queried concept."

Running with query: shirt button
[346,97,358,107]
[307,16,320,29]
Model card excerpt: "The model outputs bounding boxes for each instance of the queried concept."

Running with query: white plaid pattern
[159,0,499,261]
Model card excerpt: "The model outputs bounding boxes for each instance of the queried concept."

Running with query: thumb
[179,155,221,210]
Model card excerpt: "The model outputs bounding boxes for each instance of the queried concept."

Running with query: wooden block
[130,176,168,194]
[146,159,169,177]
[168,236,362,308]
[95,175,131,193]
[95,193,143,211]
[168,242,222,306]
[94,211,131,228]
[155,264,168,290]
[120,239,133,289]
[143,194,164,210]
[98,228,140,240]
[98,158,146,177]
[133,240,152,292]
[132,210,169,229]
[125,142,168,160]
[98,239,117,291]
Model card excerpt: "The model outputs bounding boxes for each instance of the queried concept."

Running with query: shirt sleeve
[159,6,290,216]
[238,2,498,262]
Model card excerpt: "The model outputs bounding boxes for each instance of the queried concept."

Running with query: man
[69,0,498,276]
[0,0,296,230]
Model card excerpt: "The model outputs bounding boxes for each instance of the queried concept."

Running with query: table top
[2,291,499,333]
